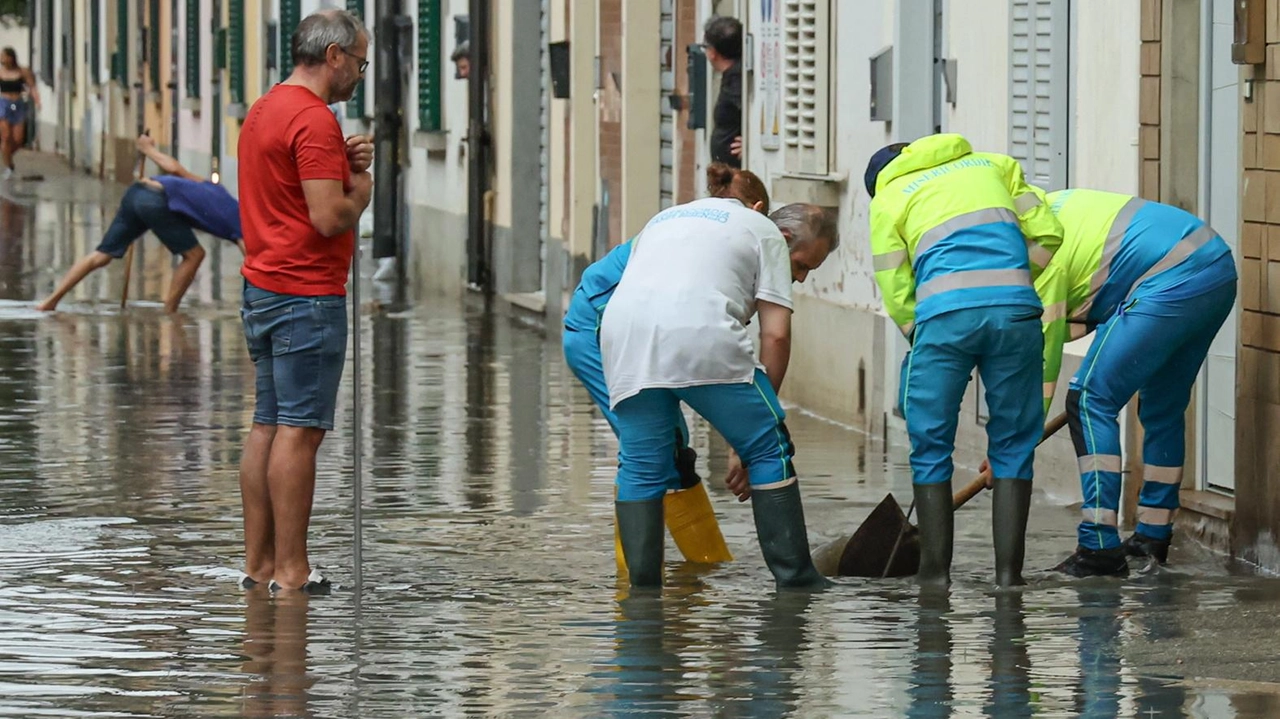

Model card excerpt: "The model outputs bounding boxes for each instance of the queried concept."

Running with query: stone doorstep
[1177,489,1235,557]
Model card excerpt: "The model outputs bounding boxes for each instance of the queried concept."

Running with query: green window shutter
[228,0,244,104]
[185,0,199,98]
[113,0,128,86]
[149,0,160,92]
[417,0,441,132]
[91,0,102,85]
[280,0,301,77]
[345,0,364,119]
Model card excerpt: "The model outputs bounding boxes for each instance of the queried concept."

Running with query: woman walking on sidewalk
[0,48,39,179]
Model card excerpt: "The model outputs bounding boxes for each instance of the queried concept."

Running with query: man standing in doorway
[703,16,743,167]
[237,9,374,593]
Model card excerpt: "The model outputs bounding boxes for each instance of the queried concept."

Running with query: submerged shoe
[268,569,332,595]
[1122,532,1170,564]
[238,574,261,590]
[1053,546,1129,578]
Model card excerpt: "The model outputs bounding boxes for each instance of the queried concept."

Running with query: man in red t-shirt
[237,8,374,594]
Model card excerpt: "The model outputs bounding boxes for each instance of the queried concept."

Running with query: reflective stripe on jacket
[869,133,1062,337]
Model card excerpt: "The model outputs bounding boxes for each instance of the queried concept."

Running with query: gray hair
[292,9,367,67]
[770,203,840,251]
[451,41,470,62]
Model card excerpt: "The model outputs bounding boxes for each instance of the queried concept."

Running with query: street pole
[371,4,410,309]
[467,0,491,292]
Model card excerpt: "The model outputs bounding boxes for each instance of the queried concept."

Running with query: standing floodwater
[0,159,1279,717]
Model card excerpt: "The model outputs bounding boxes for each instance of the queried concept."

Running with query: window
[229,0,245,104]
[280,0,301,77]
[1009,0,1069,189]
[418,0,442,132]
[783,0,831,175]
[149,0,161,93]
[91,0,102,85]
[185,0,199,98]
[112,0,128,86]
[346,0,365,119]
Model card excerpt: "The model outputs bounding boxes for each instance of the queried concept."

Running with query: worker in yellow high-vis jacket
[1035,188,1237,577]
[864,134,1063,587]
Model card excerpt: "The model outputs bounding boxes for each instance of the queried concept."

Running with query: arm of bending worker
[136,134,203,181]
[869,202,918,340]
[757,300,792,393]
[1037,264,1071,415]
[995,156,1063,280]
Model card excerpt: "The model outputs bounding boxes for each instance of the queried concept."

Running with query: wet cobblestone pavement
[0,156,1278,717]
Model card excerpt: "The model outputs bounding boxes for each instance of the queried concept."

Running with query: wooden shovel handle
[952,411,1069,509]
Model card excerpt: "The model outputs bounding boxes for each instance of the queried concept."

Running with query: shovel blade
[837,493,921,578]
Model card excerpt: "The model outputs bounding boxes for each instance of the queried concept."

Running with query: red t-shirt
[239,84,353,296]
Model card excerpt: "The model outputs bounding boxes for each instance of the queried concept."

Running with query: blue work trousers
[904,306,1044,487]
[1068,255,1237,550]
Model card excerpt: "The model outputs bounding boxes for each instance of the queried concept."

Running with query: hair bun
[705,162,736,193]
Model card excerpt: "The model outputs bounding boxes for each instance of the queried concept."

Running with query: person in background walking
[36,133,240,313]
[864,133,1063,588]
[237,9,374,594]
[703,16,743,168]
[1035,188,1237,577]
[0,47,39,179]
[600,165,838,590]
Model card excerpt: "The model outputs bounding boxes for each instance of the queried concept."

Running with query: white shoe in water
[268,568,332,595]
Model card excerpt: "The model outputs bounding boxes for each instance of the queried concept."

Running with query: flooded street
[1,162,1280,717]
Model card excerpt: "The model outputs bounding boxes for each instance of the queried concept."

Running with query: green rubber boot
[914,482,954,587]
[751,481,834,589]
[992,479,1032,587]
[616,498,666,588]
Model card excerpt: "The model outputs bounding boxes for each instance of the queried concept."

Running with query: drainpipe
[169,0,179,156]
[467,0,492,292]
[372,2,411,307]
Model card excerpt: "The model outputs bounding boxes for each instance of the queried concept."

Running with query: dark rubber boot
[751,481,833,589]
[1053,546,1129,578]
[914,482,954,587]
[992,479,1032,587]
[1122,532,1170,564]
[616,499,666,588]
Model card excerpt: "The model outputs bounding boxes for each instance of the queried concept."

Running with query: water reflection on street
[0,178,1279,717]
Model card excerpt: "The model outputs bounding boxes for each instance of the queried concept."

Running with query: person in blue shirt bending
[564,236,735,575]
[37,133,243,313]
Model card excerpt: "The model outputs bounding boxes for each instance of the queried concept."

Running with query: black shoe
[616,498,666,588]
[991,479,1032,587]
[1122,532,1170,564]
[914,483,954,587]
[1053,546,1129,578]
[751,481,833,590]
[239,574,260,590]
[268,569,333,595]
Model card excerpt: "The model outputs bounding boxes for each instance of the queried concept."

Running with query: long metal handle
[352,236,364,593]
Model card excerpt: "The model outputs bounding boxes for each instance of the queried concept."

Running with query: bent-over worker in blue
[563,235,735,575]
[37,133,243,313]
[1037,188,1237,577]
[864,133,1064,587]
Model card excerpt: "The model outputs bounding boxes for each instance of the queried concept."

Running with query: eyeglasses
[340,48,369,74]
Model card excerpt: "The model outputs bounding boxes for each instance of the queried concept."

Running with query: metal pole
[467,0,491,291]
[352,225,364,592]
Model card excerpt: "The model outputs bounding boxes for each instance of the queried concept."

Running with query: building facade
[29,0,1280,570]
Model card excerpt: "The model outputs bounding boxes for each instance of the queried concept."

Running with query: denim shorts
[241,280,348,430]
[96,183,200,258]
[0,99,26,126]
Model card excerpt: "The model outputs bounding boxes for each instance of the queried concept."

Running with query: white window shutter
[783,0,831,175]
[1009,0,1069,189]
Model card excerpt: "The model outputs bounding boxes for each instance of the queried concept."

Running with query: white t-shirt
[600,197,793,409]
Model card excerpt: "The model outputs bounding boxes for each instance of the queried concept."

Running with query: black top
[0,77,24,94]
[710,62,742,168]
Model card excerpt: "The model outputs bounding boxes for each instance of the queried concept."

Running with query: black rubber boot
[991,479,1032,587]
[751,481,833,589]
[1053,546,1129,578]
[914,482,954,587]
[616,499,666,588]
[1122,532,1170,564]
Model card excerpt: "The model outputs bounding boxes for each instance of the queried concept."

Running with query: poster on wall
[759,0,782,151]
